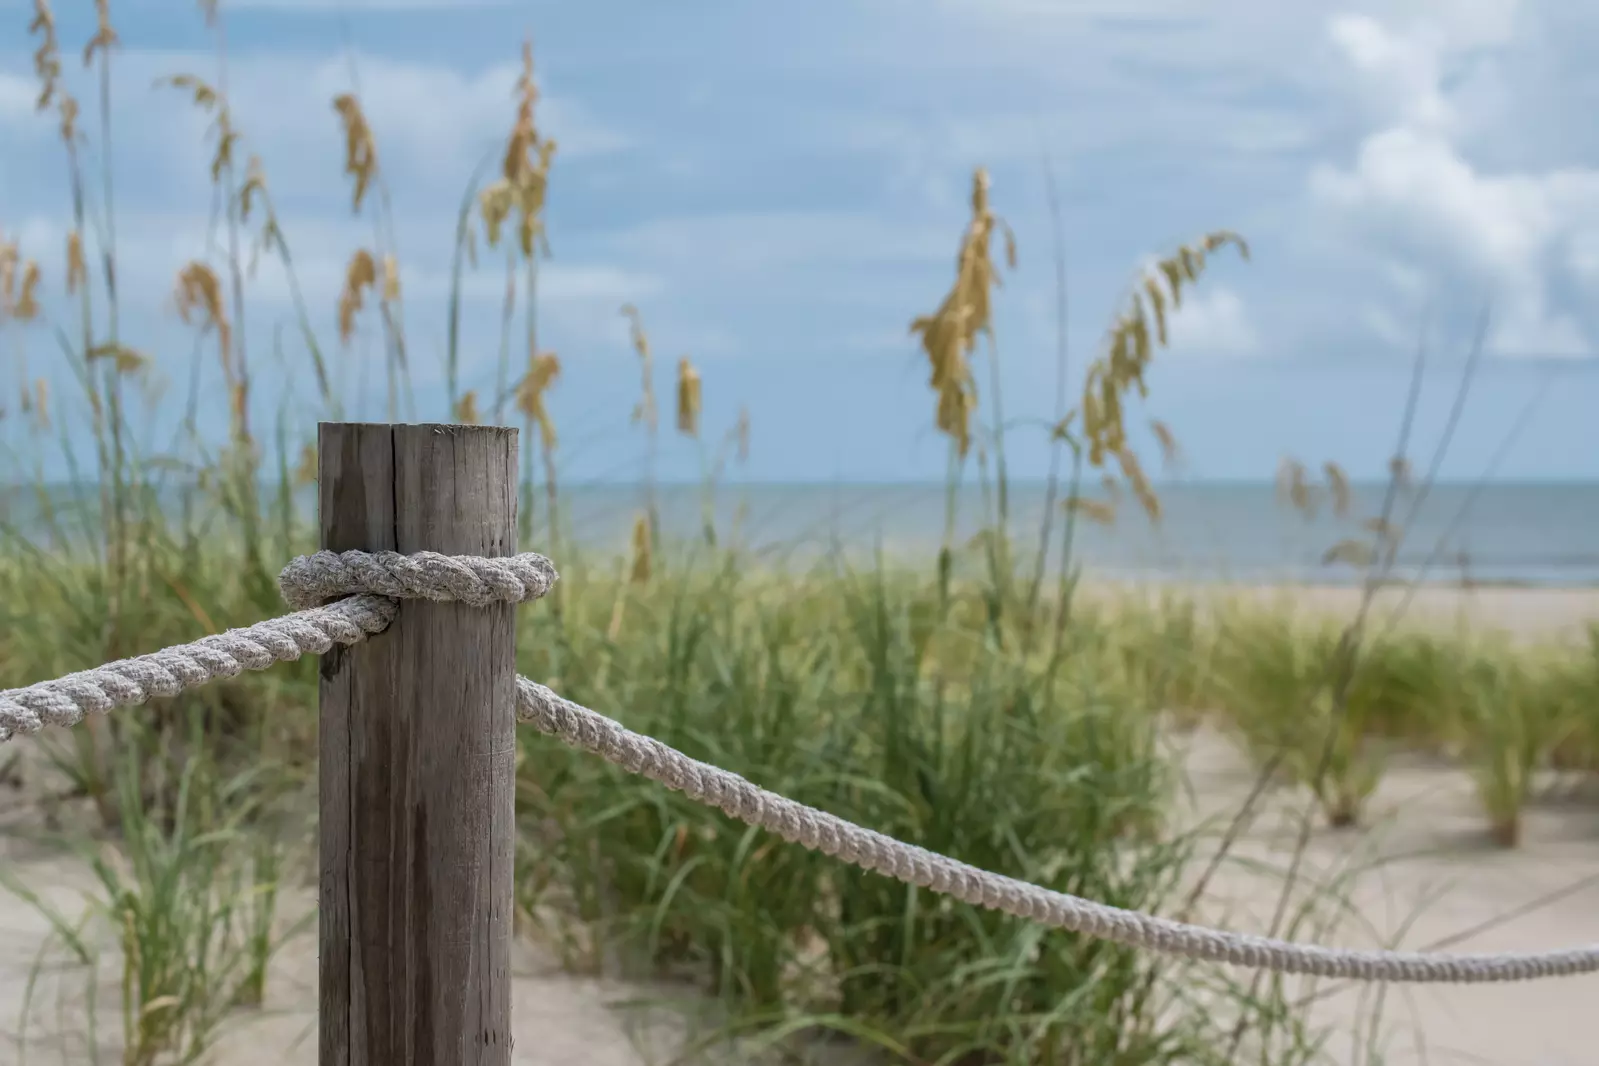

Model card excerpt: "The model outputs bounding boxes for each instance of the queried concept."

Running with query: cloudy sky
[2,0,1597,482]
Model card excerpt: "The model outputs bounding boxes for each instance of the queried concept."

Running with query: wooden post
[317,423,518,1065]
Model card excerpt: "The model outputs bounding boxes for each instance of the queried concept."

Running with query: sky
[1,0,1597,484]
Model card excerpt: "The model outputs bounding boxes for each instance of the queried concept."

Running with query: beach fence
[3,421,1598,1066]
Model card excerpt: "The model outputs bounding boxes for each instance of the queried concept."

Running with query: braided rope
[0,551,554,742]
[0,596,395,742]
[515,678,1599,984]
[279,548,557,609]
[3,548,1597,984]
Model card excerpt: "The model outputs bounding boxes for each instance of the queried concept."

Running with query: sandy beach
[2,583,1596,1065]
[1084,580,1599,642]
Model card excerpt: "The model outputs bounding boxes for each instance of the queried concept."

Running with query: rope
[0,551,555,742]
[278,548,558,610]
[0,597,394,742]
[515,678,1599,984]
[2,548,1597,985]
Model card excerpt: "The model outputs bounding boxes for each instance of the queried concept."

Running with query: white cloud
[7,206,660,370]
[0,47,629,203]
[1309,7,1599,358]
[1165,286,1260,357]
[0,70,33,122]
[1327,15,1456,135]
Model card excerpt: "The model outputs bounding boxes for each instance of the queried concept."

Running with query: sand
[2,584,1596,1065]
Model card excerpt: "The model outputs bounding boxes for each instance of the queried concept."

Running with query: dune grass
[3,3,1598,1064]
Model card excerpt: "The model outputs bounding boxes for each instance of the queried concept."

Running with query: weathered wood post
[317,423,518,1065]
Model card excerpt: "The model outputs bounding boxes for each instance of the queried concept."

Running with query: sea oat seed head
[629,511,653,585]
[516,351,561,450]
[14,261,40,321]
[453,391,481,425]
[1065,496,1117,527]
[337,249,377,344]
[1323,461,1351,518]
[676,357,701,438]
[909,166,1015,458]
[66,230,86,294]
[0,236,18,316]
[621,303,658,432]
[174,261,232,367]
[380,254,401,303]
[332,94,378,213]
[83,0,118,66]
[1150,418,1181,472]
[1275,456,1315,517]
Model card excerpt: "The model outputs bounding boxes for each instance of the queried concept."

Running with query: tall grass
[2,3,1597,1064]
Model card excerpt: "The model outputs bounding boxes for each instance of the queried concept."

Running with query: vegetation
[1,3,1596,1064]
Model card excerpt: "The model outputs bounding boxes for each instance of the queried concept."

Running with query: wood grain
[318,423,518,1065]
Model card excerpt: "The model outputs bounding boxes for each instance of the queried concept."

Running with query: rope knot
[278,550,558,611]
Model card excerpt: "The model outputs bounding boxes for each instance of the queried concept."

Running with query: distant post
[317,423,518,1065]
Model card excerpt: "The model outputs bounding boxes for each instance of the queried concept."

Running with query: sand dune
[3,584,1596,1065]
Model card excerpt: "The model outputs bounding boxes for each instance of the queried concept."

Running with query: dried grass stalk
[66,230,86,294]
[332,94,378,213]
[909,167,1015,458]
[1078,230,1249,519]
[1324,461,1352,518]
[174,261,232,372]
[516,351,561,450]
[676,357,701,438]
[622,303,657,431]
[628,511,653,585]
[453,391,481,425]
[337,249,377,344]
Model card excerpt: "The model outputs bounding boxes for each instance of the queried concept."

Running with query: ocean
[6,481,1597,587]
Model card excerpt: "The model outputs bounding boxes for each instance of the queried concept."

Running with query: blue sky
[2,0,1597,483]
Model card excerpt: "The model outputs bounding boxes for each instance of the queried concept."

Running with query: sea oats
[380,254,401,303]
[1065,497,1117,527]
[909,167,1014,458]
[480,39,556,261]
[1321,538,1375,568]
[0,235,18,317]
[83,0,117,65]
[32,378,48,430]
[1276,456,1315,518]
[734,405,751,463]
[1323,461,1351,519]
[87,343,149,376]
[676,357,701,438]
[1079,231,1248,520]
[28,1,62,112]
[332,94,378,213]
[621,303,658,432]
[516,351,561,450]
[628,511,653,585]
[1388,455,1413,491]
[174,261,232,371]
[1116,446,1161,524]
[1150,418,1181,472]
[337,249,377,344]
[15,261,41,320]
[453,391,482,425]
[66,230,86,294]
